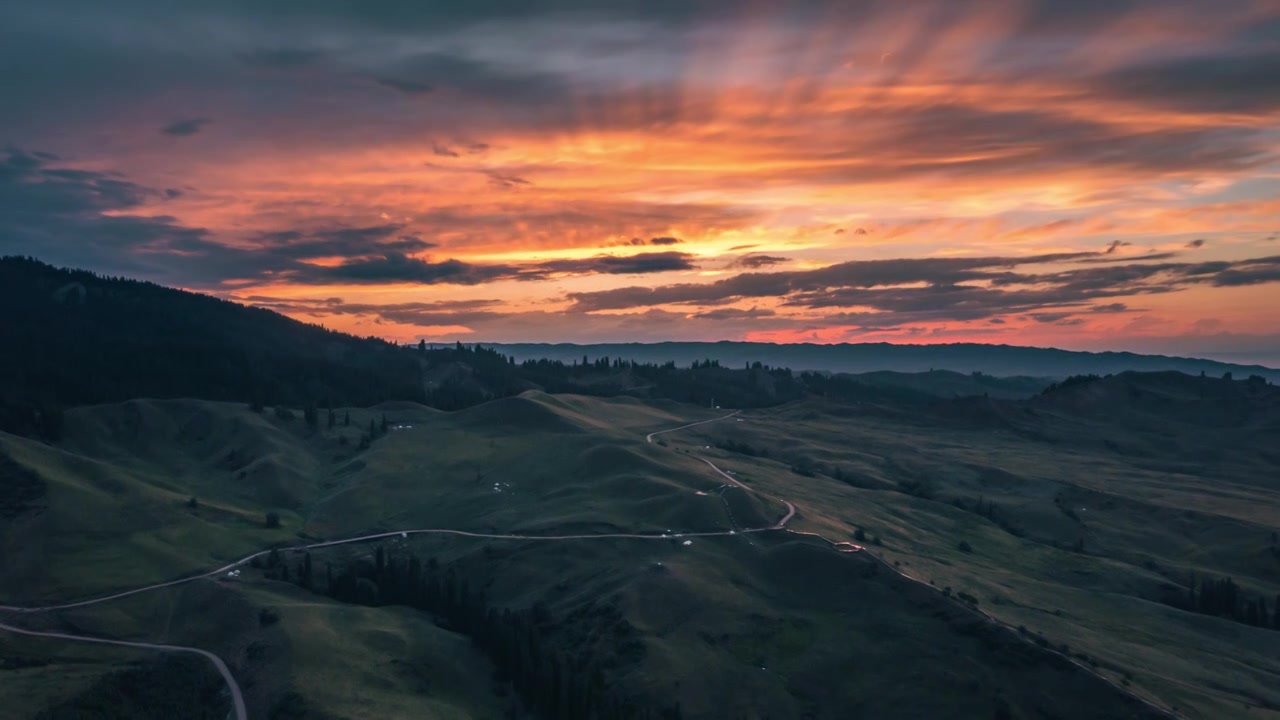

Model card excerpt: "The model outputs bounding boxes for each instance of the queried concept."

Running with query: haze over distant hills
[484,342,1280,382]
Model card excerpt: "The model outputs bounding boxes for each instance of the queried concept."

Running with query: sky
[2,1,1279,363]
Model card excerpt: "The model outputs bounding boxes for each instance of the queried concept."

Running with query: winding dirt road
[0,620,247,720]
[1,409,1177,720]
[651,412,1179,719]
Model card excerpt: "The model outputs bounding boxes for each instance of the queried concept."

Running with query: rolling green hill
[1,392,1185,719]
[672,376,1280,719]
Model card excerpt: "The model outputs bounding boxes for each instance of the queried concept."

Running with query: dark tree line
[291,547,681,720]
[419,343,806,411]
[1040,374,1103,394]
[1163,576,1280,630]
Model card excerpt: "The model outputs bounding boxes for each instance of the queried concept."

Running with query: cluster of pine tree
[1164,576,1280,630]
[418,342,805,410]
[290,546,684,720]
[357,413,391,450]
[1040,374,1104,394]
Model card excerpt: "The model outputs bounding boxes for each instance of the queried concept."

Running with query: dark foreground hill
[0,256,425,433]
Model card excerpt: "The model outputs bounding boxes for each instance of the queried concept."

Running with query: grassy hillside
[0,391,1182,719]
[671,374,1280,718]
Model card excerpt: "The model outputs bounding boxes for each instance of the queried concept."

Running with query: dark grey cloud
[0,149,705,288]
[692,307,776,320]
[279,250,696,286]
[1187,238,1206,249]
[1095,51,1280,113]
[1209,255,1280,287]
[250,225,436,260]
[314,224,406,245]
[530,251,696,277]
[486,171,531,189]
[314,253,511,285]
[248,247,697,286]
[732,254,790,269]
[1079,251,1180,264]
[620,236,684,246]
[239,296,514,328]
[0,148,214,278]
[828,106,1274,182]
[432,142,460,157]
[566,251,1280,327]
[161,118,211,136]
[1104,240,1130,254]
[1030,312,1077,323]
[569,252,1094,312]
[1090,302,1130,313]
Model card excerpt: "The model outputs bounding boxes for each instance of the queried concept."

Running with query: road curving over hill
[0,620,248,720]
[1,408,1177,719]
[650,411,1180,719]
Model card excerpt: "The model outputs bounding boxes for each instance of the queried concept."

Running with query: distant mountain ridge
[482,341,1280,382]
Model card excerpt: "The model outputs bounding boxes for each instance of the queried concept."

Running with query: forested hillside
[0,257,424,436]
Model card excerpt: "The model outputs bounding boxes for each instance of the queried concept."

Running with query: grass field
[2,378,1275,718]
[668,376,1280,719]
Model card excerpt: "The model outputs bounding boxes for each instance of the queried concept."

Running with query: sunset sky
[3,1,1279,362]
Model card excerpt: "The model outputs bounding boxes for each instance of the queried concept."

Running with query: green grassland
[670,374,1280,719]
[2,379,1271,718]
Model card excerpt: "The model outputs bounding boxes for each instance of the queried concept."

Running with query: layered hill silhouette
[6,256,1279,444]
[488,341,1280,381]
[0,256,424,436]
